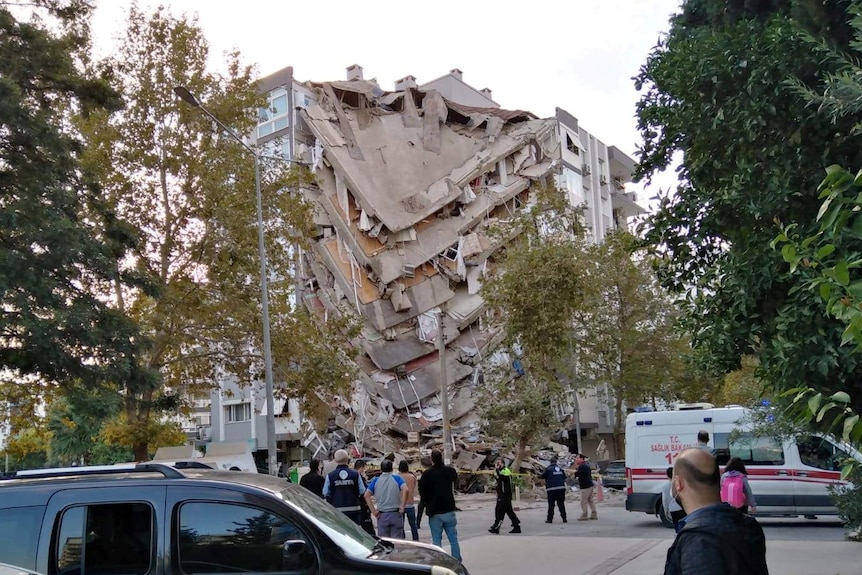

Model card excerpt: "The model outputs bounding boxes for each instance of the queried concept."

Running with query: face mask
[672,481,684,510]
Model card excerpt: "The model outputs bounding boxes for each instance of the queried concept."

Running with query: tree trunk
[511,435,529,477]
[611,392,625,458]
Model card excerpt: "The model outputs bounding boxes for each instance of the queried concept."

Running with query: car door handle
[777,470,789,476]
[797,472,808,477]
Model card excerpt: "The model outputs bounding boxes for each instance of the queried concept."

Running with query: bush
[829,467,862,541]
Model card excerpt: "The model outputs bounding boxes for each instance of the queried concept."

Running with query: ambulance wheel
[657,503,674,528]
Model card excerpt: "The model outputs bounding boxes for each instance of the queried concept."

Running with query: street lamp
[174,85,304,476]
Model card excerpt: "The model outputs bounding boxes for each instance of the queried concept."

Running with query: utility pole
[437,310,451,465]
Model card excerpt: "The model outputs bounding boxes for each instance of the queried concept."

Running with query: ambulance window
[714,433,784,466]
[798,435,847,471]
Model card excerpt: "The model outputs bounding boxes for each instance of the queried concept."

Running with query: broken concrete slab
[363,332,434,371]
[379,354,473,410]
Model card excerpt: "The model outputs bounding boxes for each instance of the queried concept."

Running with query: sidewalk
[460,536,860,575]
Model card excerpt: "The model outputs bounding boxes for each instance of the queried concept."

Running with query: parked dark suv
[0,463,467,575]
[601,460,626,490]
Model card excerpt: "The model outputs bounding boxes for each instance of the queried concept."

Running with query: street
[403,492,854,574]
[439,492,845,543]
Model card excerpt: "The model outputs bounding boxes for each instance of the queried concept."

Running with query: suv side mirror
[282,540,314,571]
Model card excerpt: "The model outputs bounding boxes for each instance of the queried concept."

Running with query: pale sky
[91,0,682,194]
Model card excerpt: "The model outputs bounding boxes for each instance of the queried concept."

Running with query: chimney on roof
[394,75,417,91]
[450,68,463,81]
[480,87,493,100]
[346,64,364,81]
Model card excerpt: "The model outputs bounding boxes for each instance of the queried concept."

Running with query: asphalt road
[425,493,847,544]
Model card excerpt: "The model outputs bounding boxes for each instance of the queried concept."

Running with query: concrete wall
[419,75,498,108]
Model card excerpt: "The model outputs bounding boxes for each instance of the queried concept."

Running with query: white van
[624,406,862,525]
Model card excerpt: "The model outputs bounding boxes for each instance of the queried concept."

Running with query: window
[798,435,848,471]
[713,432,785,466]
[55,503,153,575]
[565,133,579,155]
[225,403,251,423]
[0,506,43,569]
[177,502,312,573]
[258,88,289,138]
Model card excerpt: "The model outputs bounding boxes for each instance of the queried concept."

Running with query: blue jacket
[323,465,365,512]
[541,464,566,491]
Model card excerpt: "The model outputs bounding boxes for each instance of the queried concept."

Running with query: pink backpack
[721,474,747,508]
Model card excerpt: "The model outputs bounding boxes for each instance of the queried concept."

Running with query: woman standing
[720,457,757,515]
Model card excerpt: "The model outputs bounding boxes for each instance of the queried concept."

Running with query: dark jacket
[299,470,325,498]
[664,503,768,575]
[495,467,514,501]
[325,465,363,511]
[418,463,457,517]
[575,462,594,489]
[541,464,566,491]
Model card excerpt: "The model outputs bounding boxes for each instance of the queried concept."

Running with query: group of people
[661,431,768,575]
[299,448,462,561]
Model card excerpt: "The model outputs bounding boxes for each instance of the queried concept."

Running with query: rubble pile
[293,78,560,472]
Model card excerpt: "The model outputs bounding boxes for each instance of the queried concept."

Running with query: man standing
[398,460,420,541]
[488,458,521,534]
[575,454,597,521]
[695,430,716,455]
[418,449,462,561]
[354,460,375,535]
[365,459,408,538]
[299,459,325,498]
[664,448,768,575]
[322,449,365,525]
[541,456,567,523]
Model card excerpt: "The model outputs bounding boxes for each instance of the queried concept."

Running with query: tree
[78,6,355,459]
[570,231,704,454]
[635,0,862,412]
[0,1,154,417]
[481,184,588,472]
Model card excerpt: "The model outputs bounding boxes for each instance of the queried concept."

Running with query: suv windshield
[280,486,378,557]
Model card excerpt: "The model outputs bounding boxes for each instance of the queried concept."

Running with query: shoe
[562,518,568,523]
[577,516,589,521]
[509,525,521,534]
[590,515,598,520]
[545,519,552,524]
[488,523,500,534]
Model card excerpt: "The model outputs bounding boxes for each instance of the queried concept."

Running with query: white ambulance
[624,406,862,526]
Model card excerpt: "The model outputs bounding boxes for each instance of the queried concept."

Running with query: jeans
[404,505,419,540]
[428,511,461,561]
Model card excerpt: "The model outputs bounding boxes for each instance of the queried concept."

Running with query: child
[721,457,757,515]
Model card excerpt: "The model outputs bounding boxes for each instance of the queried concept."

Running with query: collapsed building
[293,76,560,471]
[203,67,641,477]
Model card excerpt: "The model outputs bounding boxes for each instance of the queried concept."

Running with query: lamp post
[174,85,304,476]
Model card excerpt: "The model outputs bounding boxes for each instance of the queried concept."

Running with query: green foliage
[0,1,152,393]
[571,231,706,452]
[830,466,862,540]
[76,5,355,457]
[481,184,586,469]
[635,1,862,412]
[46,381,123,465]
[719,356,768,407]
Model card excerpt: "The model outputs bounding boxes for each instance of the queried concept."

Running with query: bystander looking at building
[541,456,567,523]
[575,454,597,520]
[398,460,420,540]
[664,448,768,575]
[418,449,462,561]
[299,459,325,498]
[322,449,365,526]
[354,459,375,535]
[365,459,408,538]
